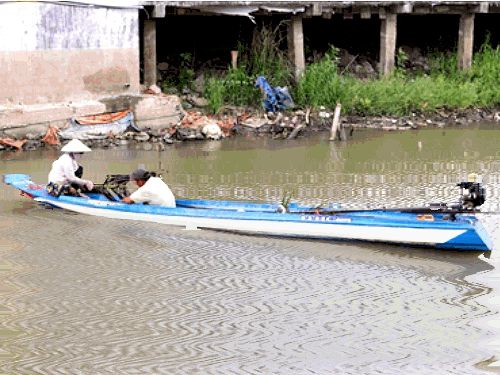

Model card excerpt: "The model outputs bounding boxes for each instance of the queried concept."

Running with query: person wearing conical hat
[47,139,94,197]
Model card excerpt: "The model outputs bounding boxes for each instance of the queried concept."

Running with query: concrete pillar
[457,13,475,70]
[288,15,305,80]
[379,13,397,76]
[143,20,157,86]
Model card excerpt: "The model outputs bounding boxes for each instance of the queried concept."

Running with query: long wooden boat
[4,174,493,251]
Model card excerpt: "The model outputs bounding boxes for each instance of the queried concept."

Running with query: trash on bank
[59,110,139,140]
[216,117,235,137]
[0,138,26,150]
[42,124,60,145]
[202,123,223,140]
[239,116,268,129]
[180,111,212,129]
[255,76,294,113]
[177,111,235,140]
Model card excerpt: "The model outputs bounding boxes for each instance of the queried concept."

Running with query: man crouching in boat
[47,139,94,197]
[122,168,176,207]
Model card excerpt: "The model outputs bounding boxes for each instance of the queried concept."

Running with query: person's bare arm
[122,197,134,204]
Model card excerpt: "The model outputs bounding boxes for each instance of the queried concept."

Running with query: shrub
[204,39,499,115]
[205,77,225,114]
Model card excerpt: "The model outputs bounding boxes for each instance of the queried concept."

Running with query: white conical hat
[61,139,92,153]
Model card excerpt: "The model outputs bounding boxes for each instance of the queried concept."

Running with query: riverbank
[0,102,498,153]
[1,41,498,153]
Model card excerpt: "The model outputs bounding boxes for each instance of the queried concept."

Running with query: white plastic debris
[202,123,223,140]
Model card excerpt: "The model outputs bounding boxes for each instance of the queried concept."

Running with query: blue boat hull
[3,174,493,251]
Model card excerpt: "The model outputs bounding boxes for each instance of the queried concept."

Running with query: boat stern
[437,219,493,251]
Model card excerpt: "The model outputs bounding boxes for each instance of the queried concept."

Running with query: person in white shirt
[122,169,176,207]
[47,139,94,197]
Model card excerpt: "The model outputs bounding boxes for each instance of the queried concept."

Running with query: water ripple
[1,127,498,374]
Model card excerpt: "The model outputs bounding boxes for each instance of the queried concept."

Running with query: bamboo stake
[329,103,342,141]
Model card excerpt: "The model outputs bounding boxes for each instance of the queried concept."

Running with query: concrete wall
[0,2,140,106]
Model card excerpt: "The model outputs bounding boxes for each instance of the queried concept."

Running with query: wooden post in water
[305,107,311,125]
[329,103,342,141]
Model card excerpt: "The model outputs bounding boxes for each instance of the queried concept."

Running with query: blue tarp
[255,76,294,113]
[59,111,139,140]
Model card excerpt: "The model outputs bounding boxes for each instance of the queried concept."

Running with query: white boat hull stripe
[49,200,466,246]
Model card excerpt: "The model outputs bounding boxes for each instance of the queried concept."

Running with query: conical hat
[61,139,91,153]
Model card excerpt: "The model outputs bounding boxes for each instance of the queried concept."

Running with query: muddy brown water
[0,124,499,374]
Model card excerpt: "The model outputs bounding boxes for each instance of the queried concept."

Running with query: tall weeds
[295,47,346,108]
[205,35,499,115]
[470,42,500,105]
[204,23,293,113]
[246,23,293,85]
[296,41,499,115]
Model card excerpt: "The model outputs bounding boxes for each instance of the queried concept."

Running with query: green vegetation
[297,42,500,116]
[178,52,195,90]
[203,24,292,114]
[198,26,500,115]
[204,77,225,114]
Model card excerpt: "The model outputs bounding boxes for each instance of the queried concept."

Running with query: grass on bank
[204,24,293,113]
[295,43,499,116]
[183,26,500,115]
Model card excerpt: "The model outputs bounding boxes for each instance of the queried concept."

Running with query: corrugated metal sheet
[0,1,142,9]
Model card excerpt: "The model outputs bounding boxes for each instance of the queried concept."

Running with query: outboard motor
[457,180,486,210]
